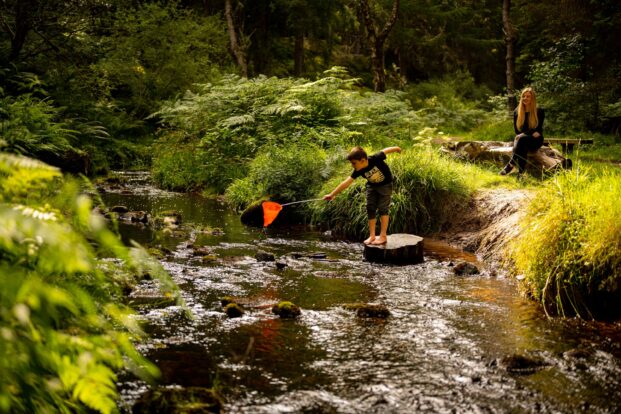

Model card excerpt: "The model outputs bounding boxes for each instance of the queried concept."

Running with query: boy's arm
[382,146,402,155]
[323,177,354,200]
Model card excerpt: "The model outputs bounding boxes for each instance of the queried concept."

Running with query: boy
[323,145,402,245]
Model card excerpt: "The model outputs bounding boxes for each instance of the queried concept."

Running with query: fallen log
[442,141,571,176]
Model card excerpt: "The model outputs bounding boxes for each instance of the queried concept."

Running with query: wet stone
[220,296,236,307]
[255,251,275,262]
[110,205,129,213]
[343,303,391,319]
[497,354,549,375]
[128,294,177,310]
[145,343,216,388]
[224,303,244,318]
[272,301,301,318]
[192,246,213,256]
[132,386,222,414]
[453,261,480,276]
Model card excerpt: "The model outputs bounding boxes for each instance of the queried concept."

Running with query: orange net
[262,201,283,227]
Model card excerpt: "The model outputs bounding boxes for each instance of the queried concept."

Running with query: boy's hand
[323,194,334,201]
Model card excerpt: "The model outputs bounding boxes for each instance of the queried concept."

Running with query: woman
[500,87,545,176]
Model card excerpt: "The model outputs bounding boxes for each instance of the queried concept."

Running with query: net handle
[279,198,323,207]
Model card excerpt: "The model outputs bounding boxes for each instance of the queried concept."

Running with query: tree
[503,0,517,111]
[224,0,248,77]
[0,0,113,64]
[357,0,400,92]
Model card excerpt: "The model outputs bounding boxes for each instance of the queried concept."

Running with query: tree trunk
[7,0,37,61]
[502,0,517,111]
[224,0,248,78]
[293,32,304,76]
[358,0,400,93]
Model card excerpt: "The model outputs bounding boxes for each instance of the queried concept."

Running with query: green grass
[509,168,621,319]
[310,147,480,238]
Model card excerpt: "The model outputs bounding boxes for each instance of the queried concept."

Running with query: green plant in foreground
[509,169,621,319]
[0,153,180,413]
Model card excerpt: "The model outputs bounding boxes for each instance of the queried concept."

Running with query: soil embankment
[434,188,531,270]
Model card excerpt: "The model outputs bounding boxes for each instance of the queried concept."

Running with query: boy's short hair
[347,146,367,161]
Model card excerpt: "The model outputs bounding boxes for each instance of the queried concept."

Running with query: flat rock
[363,234,424,265]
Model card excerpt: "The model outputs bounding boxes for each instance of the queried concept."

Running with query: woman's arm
[382,146,402,155]
[533,108,544,138]
[323,177,354,200]
[513,110,520,135]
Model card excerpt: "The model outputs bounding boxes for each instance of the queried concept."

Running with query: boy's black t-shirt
[351,151,393,187]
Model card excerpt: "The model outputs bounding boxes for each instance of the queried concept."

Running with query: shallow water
[105,172,621,413]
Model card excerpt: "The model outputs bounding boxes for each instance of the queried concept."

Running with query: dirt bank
[433,188,532,270]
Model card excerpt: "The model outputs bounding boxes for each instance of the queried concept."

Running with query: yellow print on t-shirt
[365,167,385,183]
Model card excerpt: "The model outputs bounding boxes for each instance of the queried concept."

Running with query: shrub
[509,169,621,319]
[226,144,327,210]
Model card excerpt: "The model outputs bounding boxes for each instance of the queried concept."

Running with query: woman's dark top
[513,107,545,137]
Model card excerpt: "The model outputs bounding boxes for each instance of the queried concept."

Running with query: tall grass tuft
[509,169,621,319]
[310,148,472,238]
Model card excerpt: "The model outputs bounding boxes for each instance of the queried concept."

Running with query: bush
[509,169,621,319]
[226,144,327,210]
[403,73,493,134]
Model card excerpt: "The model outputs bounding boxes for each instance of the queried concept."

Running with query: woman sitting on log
[500,87,545,176]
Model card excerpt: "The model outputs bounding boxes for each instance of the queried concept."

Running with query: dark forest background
[1,0,619,174]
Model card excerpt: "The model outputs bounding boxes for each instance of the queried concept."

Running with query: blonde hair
[516,87,538,130]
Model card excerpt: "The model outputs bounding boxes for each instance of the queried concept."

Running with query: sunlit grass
[508,168,621,318]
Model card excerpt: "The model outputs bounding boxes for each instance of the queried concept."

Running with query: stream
[103,172,621,413]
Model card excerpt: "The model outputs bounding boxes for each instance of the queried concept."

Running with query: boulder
[363,234,424,265]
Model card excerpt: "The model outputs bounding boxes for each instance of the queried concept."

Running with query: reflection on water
[105,172,621,413]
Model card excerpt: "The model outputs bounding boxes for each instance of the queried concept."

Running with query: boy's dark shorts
[366,183,393,219]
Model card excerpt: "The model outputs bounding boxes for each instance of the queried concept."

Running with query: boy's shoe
[499,164,514,175]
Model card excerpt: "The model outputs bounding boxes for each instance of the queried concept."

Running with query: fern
[0,153,179,413]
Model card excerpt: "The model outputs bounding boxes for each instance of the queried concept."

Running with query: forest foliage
[1,1,621,411]
[0,152,181,412]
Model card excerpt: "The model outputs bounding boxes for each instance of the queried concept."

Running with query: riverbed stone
[110,205,129,213]
[497,354,548,375]
[224,303,244,318]
[343,303,391,318]
[255,250,275,262]
[363,234,424,265]
[192,246,213,256]
[453,261,480,276]
[128,293,177,309]
[272,301,301,318]
[132,386,223,414]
